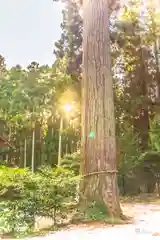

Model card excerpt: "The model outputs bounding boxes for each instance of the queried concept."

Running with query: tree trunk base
[80,174,123,219]
[71,198,129,226]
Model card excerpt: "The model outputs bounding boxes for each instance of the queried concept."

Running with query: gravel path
[26,204,160,240]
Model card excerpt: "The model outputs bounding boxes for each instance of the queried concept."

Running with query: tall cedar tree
[81,0,122,217]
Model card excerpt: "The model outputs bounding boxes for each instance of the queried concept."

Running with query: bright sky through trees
[0,0,62,67]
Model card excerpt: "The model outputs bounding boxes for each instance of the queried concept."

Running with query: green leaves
[149,117,160,151]
[0,55,77,168]
[0,58,72,128]
[118,124,142,175]
[60,151,80,175]
[0,166,78,236]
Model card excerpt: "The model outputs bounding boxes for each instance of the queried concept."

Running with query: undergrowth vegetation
[0,166,78,237]
[0,163,123,237]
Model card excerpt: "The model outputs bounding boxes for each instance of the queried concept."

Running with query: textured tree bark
[81,0,122,217]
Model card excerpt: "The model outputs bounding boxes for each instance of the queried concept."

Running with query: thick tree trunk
[81,0,122,217]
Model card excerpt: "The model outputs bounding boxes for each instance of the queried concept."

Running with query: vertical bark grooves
[81,0,122,217]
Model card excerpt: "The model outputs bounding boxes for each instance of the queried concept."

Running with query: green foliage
[60,151,80,175]
[0,166,36,200]
[36,166,78,223]
[117,125,143,195]
[149,117,160,151]
[139,151,160,163]
[0,56,79,169]
[73,201,124,224]
[0,159,7,166]
[0,166,78,236]
[0,167,37,236]
[83,201,108,221]
[54,0,82,84]
[118,126,142,175]
[0,200,37,236]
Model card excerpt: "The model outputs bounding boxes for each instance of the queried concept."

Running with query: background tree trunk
[24,138,27,168]
[81,0,122,217]
[31,129,35,172]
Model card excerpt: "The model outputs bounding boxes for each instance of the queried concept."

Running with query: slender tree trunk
[39,125,43,166]
[58,117,63,166]
[19,140,24,168]
[65,143,68,154]
[6,126,11,163]
[81,0,122,217]
[24,138,27,168]
[31,129,35,172]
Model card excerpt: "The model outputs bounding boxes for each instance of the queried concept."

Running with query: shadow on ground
[121,193,160,204]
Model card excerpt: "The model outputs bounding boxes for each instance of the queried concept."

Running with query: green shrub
[0,159,7,166]
[0,166,78,237]
[149,117,160,151]
[0,167,38,236]
[0,200,37,236]
[117,128,142,195]
[84,201,108,221]
[60,151,80,175]
[36,166,78,223]
[0,166,37,200]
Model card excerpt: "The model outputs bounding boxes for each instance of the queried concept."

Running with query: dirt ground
[32,194,160,239]
[3,194,160,239]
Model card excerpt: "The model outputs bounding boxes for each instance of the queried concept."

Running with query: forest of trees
[0,0,160,236]
[0,57,80,169]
